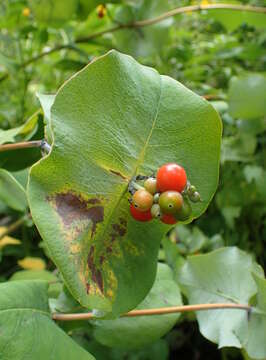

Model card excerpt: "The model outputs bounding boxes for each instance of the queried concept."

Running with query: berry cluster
[129,163,201,224]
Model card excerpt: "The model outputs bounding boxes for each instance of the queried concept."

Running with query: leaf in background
[239,273,266,359]
[10,269,56,281]
[28,50,221,316]
[0,169,28,211]
[203,9,266,31]
[36,92,55,144]
[92,263,182,349]
[9,269,61,298]
[0,110,39,145]
[18,256,46,270]
[178,247,263,349]
[0,228,21,249]
[113,0,173,57]
[0,281,95,360]
[29,0,79,25]
[228,73,266,120]
[221,134,256,163]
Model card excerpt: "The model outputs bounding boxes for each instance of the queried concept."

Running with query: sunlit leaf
[28,50,221,316]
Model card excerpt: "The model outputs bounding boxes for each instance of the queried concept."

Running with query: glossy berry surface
[130,204,152,222]
[144,177,157,194]
[189,191,201,203]
[158,191,183,215]
[132,189,153,211]
[157,163,187,192]
[161,214,178,225]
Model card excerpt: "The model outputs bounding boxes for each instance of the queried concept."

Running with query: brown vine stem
[0,140,42,152]
[76,4,266,42]
[52,303,251,321]
[0,3,265,84]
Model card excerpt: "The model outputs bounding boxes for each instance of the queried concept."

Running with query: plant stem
[0,140,43,152]
[0,216,28,241]
[52,303,251,321]
[1,3,265,83]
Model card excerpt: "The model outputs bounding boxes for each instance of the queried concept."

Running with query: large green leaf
[0,168,28,211]
[228,73,266,120]
[28,50,221,316]
[92,263,182,349]
[240,274,266,359]
[177,247,263,349]
[0,280,94,359]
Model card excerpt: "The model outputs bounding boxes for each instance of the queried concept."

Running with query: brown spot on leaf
[87,198,101,205]
[87,245,104,293]
[100,255,105,265]
[48,192,104,238]
[86,283,90,294]
[107,246,112,254]
[119,217,127,227]
[112,223,126,237]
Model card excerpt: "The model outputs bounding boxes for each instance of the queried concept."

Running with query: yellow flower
[22,7,31,17]
[18,257,46,270]
[0,227,21,249]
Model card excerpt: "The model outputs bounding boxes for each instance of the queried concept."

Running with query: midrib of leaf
[182,281,245,304]
[0,308,50,317]
[94,77,163,247]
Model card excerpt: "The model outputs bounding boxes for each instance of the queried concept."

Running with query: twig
[1,3,265,83]
[0,216,27,241]
[76,4,266,42]
[0,140,42,152]
[52,303,251,321]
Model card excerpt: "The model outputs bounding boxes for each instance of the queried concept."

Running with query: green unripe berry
[151,204,162,219]
[189,191,201,203]
[189,185,196,193]
[132,189,153,211]
[175,198,192,221]
[153,193,160,204]
[159,191,183,215]
[144,177,157,194]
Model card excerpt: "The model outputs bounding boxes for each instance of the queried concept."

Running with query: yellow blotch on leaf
[0,227,21,249]
[18,257,46,270]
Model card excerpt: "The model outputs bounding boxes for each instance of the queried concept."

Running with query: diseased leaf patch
[47,190,128,304]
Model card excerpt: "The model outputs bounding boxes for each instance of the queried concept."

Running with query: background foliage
[0,0,265,359]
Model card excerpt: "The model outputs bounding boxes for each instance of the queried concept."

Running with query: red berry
[130,204,152,222]
[157,163,187,193]
[160,214,178,225]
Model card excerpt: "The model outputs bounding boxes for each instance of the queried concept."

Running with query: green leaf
[28,50,221,316]
[0,169,28,211]
[228,73,266,120]
[29,0,78,25]
[9,269,61,297]
[204,9,266,31]
[36,92,55,144]
[92,263,182,349]
[0,110,39,145]
[240,274,266,359]
[0,280,94,359]
[178,247,263,349]
[113,1,173,57]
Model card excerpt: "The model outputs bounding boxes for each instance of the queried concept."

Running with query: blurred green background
[0,0,265,359]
